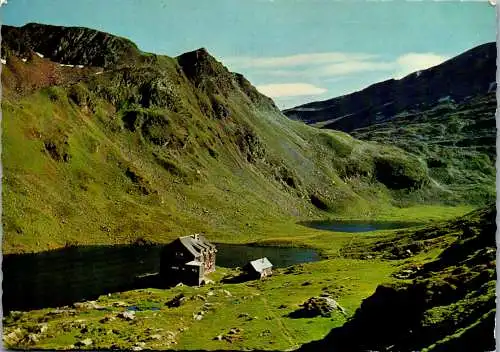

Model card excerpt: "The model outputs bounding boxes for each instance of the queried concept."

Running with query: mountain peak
[1,22,141,68]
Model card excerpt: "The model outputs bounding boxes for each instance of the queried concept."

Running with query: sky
[1,0,497,108]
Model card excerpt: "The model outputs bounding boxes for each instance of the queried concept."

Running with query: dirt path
[260,293,299,350]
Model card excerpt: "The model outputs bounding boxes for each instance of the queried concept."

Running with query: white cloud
[226,51,447,80]
[256,83,328,98]
[225,52,376,69]
[229,51,449,102]
[394,53,449,78]
[321,60,395,76]
[0,0,7,6]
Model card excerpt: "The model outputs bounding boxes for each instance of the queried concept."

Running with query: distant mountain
[283,43,496,132]
[284,43,497,204]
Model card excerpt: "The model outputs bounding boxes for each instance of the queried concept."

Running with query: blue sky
[2,0,496,108]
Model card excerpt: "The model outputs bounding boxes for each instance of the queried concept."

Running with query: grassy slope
[1,241,397,350]
[2,45,449,254]
[301,205,496,352]
[3,206,493,351]
[351,93,496,205]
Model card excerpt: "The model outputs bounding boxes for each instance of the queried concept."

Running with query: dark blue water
[3,243,320,312]
[301,220,424,232]
[215,243,320,268]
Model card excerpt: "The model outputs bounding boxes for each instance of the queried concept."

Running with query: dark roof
[248,257,273,273]
[178,234,216,257]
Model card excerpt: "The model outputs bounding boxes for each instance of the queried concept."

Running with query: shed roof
[248,257,273,273]
[186,260,203,266]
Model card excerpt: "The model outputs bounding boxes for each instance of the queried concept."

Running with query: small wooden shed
[244,257,273,279]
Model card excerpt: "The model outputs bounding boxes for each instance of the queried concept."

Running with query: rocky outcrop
[2,23,142,68]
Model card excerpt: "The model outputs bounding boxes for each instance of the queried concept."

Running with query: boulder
[75,338,93,347]
[4,328,23,344]
[99,315,117,323]
[295,296,346,317]
[117,311,135,321]
[166,294,186,308]
[221,289,232,297]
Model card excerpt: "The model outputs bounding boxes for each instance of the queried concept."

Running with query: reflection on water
[215,243,320,268]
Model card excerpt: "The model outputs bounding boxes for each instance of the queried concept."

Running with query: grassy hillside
[301,205,496,352]
[351,93,496,205]
[3,205,494,351]
[1,24,443,254]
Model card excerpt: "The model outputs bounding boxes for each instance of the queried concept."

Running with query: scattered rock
[259,329,272,337]
[229,328,241,335]
[75,338,93,347]
[34,323,48,334]
[193,312,204,321]
[48,308,77,316]
[216,327,244,343]
[204,279,215,285]
[24,334,40,345]
[165,331,177,339]
[166,294,186,308]
[131,346,143,351]
[117,311,136,321]
[278,304,288,309]
[207,291,215,297]
[112,301,128,307]
[175,282,184,287]
[221,289,232,297]
[74,301,107,310]
[70,320,87,330]
[100,315,117,323]
[302,281,313,286]
[4,328,23,344]
[149,334,162,341]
